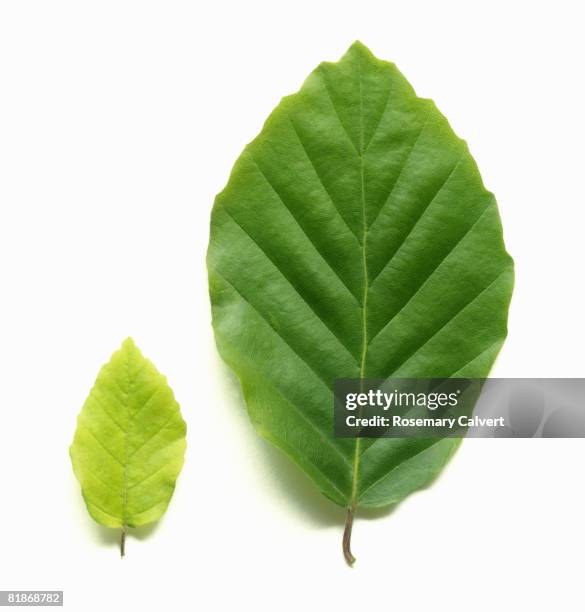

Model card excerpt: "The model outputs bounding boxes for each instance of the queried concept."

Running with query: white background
[1,1,584,610]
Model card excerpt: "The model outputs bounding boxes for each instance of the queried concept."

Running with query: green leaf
[207,41,513,563]
[70,338,186,556]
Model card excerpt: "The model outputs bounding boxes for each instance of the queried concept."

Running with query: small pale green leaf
[70,338,186,555]
[207,42,513,563]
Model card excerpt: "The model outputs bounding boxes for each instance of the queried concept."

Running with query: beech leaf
[207,42,513,564]
[70,338,187,556]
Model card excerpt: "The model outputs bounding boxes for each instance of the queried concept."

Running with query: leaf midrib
[350,53,367,510]
[122,351,131,531]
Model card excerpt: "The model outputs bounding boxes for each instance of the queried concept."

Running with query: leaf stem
[342,506,356,566]
[120,526,126,558]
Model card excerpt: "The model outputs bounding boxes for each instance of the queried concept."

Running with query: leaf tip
[121,336,137,350]
[348,40,373,59]
[120,336,144,361]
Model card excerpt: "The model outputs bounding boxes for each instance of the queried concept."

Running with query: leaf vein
[369,152,464,285]
[316,68,360,155]
[368,112,431,230]
[90,392,127,434]
[131,497,169,518]
[383,266,512,375]
[215,270,334,391]
[223,208,359,364]
[369,201,491,344]
[363,82,392,152]
[128,458,178,491]
[444,339,504,378]
[246,151,362,305]
[78,421,125,468]
[75,455,121,495]
[128,410,181,459]
[219,330,352,469]
[131,386,163,423]
[359,439,445,494]
[287,114,362,244]
[86,499,122,523]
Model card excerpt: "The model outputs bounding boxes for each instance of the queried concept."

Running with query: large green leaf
[207,42,513,563]
[70,338,186,556]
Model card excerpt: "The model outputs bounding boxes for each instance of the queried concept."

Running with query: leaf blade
[208,42,514,547]
[70,338,186,541]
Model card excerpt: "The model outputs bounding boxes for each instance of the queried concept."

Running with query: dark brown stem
[342,506,356,566]
[120,526,126,558]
